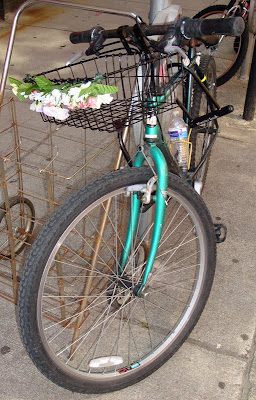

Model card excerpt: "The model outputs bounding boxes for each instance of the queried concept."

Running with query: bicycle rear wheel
[190,55,217,194]
[193,5,249,86]
[18,167,216,393]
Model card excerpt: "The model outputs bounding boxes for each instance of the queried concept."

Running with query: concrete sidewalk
[0,1,256,399]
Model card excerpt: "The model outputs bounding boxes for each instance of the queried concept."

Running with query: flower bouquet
[9,74,118,121]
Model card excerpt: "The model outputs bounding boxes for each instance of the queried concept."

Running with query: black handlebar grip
[70,29,93,44]
[182,17,245,39]
[70,27,120,44]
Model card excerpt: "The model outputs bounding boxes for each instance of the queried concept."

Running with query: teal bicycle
[18,15,244,393]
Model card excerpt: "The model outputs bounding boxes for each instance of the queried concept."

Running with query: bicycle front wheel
[193,5,249,86]
[18,167,216,393]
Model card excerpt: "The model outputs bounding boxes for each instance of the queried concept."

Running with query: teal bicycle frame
[118,51,229,296]
[119,65,182,296]
[120,123,169,296]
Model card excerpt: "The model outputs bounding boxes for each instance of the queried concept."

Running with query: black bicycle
[194,0,250,86]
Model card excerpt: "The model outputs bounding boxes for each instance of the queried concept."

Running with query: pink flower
[68,102,76,110]
[33,90,38,94]
[78,101,88,109]
[42,106,69,121]
[87,97,98,109]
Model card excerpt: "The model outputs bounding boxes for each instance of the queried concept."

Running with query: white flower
[95,96,103,109]
[43,94,56,106]
[68,84,91,103]
[34,91,45,101]
[20,91,28,99]
[68,89,81,103]
[68,87,81,97]
[30,101,44,112]
[80,82,91,89]
[42,106,69,121]
[95,94,113,109]
[30,101,36,111]
[61,93,70,106]
[52,89,62,104]
[100,93,113,104]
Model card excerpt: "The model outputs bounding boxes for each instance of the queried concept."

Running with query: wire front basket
[29,53,181,133]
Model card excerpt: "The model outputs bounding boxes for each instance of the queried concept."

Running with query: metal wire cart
[0,96,129,304]
[0,1,157,304]
[0,0,182,307]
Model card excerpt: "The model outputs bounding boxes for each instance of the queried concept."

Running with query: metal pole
[242,0,256,120]
[0,0,4,20]
[240,0,255,79]
[149,0,172,24]
[243,39,256,120]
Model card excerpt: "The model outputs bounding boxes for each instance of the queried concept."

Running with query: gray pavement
[0,1,256,399]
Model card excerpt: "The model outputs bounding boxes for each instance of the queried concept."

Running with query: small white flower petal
[81,82,91,89]
[42,106,69,121]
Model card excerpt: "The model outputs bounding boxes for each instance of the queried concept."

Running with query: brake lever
[85,41,103,56]
[85,26,105,56]
[66,26,105,64]
[66,51,85,66]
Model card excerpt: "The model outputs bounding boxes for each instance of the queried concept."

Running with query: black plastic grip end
[183,17,245,39]
[70,30,92,44]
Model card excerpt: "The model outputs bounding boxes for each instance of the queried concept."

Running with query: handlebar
[69,16,245,54]
[181,17,245,38]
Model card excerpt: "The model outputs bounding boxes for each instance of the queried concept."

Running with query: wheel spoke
[18,168,215,393]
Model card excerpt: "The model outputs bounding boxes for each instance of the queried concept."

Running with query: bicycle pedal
[214,223,227,243]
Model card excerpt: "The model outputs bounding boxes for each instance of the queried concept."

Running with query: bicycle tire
[190,55,217,194]
[18,167,216,393]
[0,196,35,257]
[193,5,249,86]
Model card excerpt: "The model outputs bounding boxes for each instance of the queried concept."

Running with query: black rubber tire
[0,196,35,257]
[18,167,216,393]
[193,5,249,86]
[190,55,217,193]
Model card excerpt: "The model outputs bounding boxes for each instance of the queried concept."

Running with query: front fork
[119,142,168,296]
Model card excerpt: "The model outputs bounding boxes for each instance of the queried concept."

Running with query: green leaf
[18,82,34,90]
[78,83,95,97]
[34,76,55,89]
[17,83,34,96]
[17,83,37,99]
[9,77,23,87]
[23,84,38,95]
[17,92,26,101]
[79,88,90,97]
[93,84,118,95]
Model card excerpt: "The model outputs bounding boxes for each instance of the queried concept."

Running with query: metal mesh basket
[29,53,180,133]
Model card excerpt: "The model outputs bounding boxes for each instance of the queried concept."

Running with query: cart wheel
[0,196,35,257]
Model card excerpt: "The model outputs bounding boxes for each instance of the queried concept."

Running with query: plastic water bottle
[168,111,189,172]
